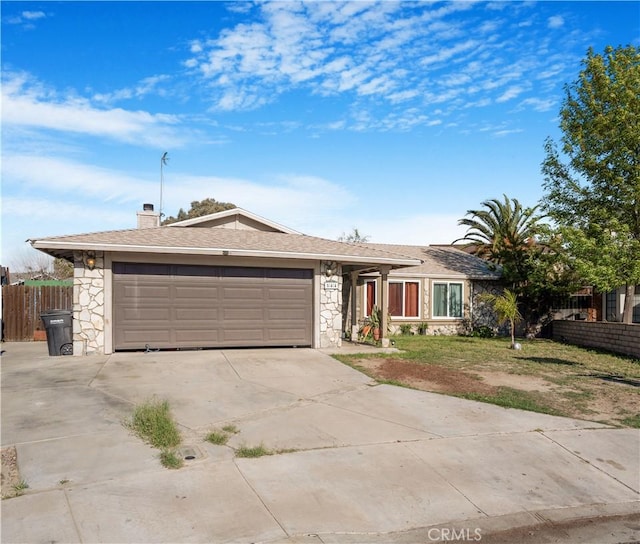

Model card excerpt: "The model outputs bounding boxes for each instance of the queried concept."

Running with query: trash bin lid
[41,309,72,316]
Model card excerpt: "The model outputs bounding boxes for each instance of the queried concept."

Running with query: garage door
[113,263,313,350]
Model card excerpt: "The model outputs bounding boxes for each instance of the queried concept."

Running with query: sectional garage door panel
[113,263,313,350]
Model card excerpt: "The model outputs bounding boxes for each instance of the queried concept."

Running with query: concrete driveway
[1,342,638,543]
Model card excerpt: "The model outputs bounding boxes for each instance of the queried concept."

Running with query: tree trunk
[622,283,635,324]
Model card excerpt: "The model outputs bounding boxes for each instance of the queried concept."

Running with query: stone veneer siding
[319,261,342,348]
[471,280,503,332]
[73,251,105,355]
[552,320,640,359]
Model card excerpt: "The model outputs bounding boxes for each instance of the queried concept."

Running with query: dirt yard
[349,352,640,426]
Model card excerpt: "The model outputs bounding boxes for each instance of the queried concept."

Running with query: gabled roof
[362,243,501,280]
[28,209,501,280]
[167,207,300,234]
[30,227,422,268]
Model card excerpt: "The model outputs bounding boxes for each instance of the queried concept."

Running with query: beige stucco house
[348,244,502,338]
[30,206,500,355]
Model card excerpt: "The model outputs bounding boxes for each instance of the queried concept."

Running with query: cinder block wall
[552,320,640,359]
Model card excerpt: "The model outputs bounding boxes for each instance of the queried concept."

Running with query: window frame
[364,279,377,317]
[431,280,464,319]
[388,279,421,319]
[363,278,421,319]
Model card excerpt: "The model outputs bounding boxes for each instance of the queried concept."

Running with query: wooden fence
[1,285,73,341]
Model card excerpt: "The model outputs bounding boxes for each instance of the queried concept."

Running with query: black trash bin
[40,310,73,356]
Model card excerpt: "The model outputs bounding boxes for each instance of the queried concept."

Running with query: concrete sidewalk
[1,342,638,543]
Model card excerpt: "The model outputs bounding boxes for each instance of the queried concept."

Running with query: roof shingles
[32,226,500,279]
[31,227,421,266]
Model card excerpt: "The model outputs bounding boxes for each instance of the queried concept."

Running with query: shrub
[399,324,413,335]
[471,325,495,338]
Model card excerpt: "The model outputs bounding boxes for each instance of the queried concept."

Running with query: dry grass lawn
[335,336,640,427]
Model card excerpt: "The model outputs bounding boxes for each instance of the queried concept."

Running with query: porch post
[350,270,359,341]
[379,266,391,347]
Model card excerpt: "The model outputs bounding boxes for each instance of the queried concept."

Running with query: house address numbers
[324,280,338,290]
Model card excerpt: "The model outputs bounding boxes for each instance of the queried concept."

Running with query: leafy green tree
[53,258,74,279]
[338,228,370,243]
[162,198,236,225]
[479,289,522,348]
[541,45,640,323]
[456,195,580,333]
[455,194,543,275]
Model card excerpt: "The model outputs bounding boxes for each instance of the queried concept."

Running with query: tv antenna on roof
[160,152,169,219]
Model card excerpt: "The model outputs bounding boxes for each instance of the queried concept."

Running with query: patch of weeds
[12,480,29,496]
[235,444,272,458]
[274,448,299,455]
[205,431,230,446]
[160,449,184,469]
[59,479,70,485]
[222,424,239,434]
[128,398,181,450]
[561,389,594,400]
[206,424,240,446]
[619,414,640,428]
[457,387,560,416]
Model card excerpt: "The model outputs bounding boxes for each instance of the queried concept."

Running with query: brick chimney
[137,203,160,229]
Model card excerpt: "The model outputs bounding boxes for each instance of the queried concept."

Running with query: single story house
[551,285,640,324]
[30,206,501,355]
[349,243,502,337]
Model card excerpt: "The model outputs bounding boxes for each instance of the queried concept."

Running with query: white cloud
[2,155,154,203]
[176,1,587,134]
[520,97,556,112]
[22,11,46,20]
[420,39,479,66]
[547,16,564,29]
[493,128,524,137]
[167,173,356,225]
[5,9,47,27]
[1,153,360,264]
[92,75,172,104]
[1,72,187,147]
[496,85,525,103]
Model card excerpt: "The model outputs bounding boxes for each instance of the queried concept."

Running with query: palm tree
[454,194,543,267]
[479,289,522,348]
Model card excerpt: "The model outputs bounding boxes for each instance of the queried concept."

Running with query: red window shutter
[389,283,403,316]
[366,281,376,316]
[405,282,419,317]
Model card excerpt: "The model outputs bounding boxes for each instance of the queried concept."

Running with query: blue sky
[2,1,638,269]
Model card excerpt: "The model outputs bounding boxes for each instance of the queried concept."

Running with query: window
[432,282,463,318]
[365,280,376,316]
[364,279,419,318]
[605,291,618,321]
[389,281,420,318]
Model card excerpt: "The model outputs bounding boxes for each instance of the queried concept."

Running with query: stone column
[319,261,343,348]
[73,251,105,355]
[350,270,360,341]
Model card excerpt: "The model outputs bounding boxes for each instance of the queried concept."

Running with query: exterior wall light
[84,251,96,270]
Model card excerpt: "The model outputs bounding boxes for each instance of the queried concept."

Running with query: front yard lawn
[334,336,640,427]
